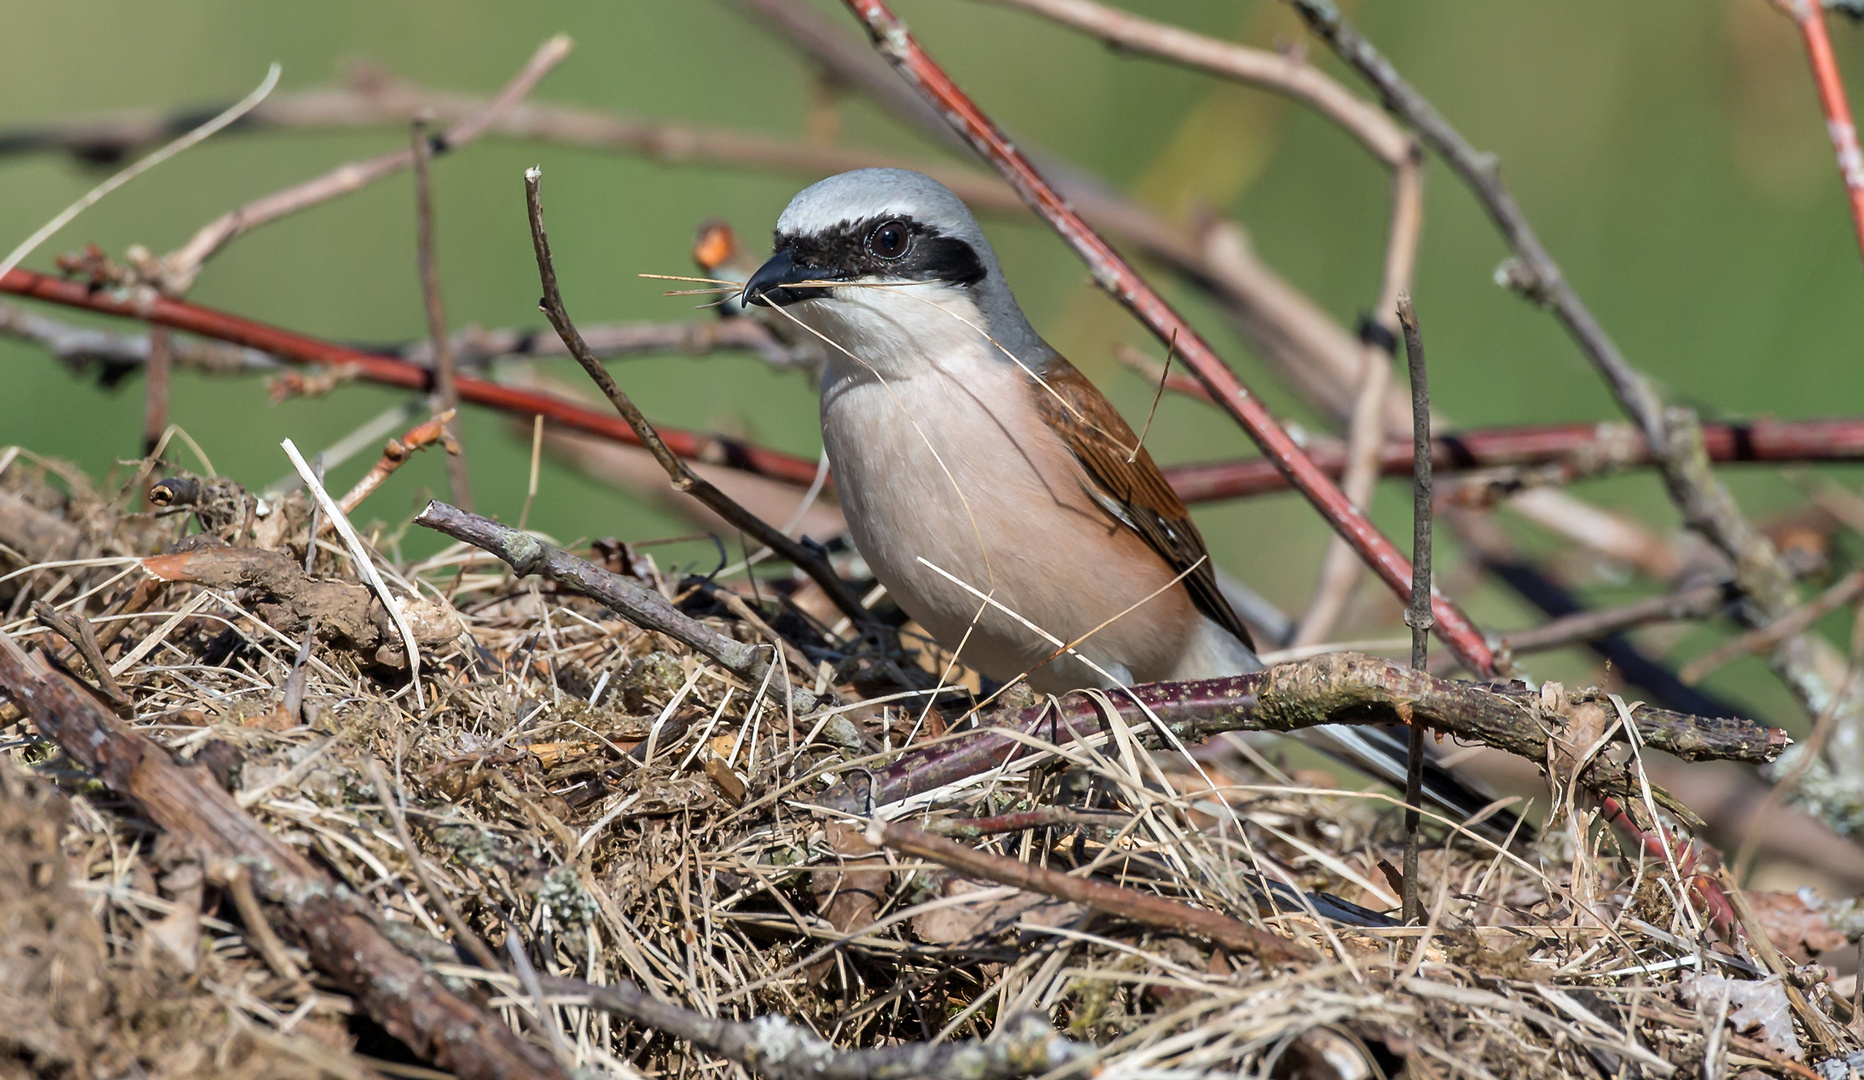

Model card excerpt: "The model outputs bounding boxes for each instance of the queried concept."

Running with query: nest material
[0,453,1854,1080]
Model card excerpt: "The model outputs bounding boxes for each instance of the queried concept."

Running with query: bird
[742,167,1517,841]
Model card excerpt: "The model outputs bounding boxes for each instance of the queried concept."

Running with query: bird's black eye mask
[772,215,987,288]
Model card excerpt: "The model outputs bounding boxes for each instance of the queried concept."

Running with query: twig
[1776,0,1864,267]
[0,631,566,1080]
[214,861,303,982]
[412,500,823,715]
[2,300,810,376]
[0,300,276,376]
[1397,294,1432,927]
[521,165,869,626]
[540,974,1088,1080]
[876,820,1316,964]
[1,267,826,488]
[838,0,1498,676]
[410,117,472,511]
[815,652,1789,816]
[160,37,571,292]
[1679,569,1864,686]
[332,409,457,520]
[980,0,1409,166]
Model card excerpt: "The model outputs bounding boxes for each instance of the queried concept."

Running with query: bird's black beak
[741,249,831,308]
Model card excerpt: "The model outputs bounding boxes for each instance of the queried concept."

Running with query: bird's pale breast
[820,341,1204,692]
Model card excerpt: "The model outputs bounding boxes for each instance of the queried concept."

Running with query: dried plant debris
[0,453,1857,1080]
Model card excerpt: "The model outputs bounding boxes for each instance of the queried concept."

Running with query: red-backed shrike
[744,168,1506,833]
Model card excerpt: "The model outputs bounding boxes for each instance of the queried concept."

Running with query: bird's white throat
[788,279,1017,383]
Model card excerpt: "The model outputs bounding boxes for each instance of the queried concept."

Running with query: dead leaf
[1745,890,1847,962]
[1681,973,1803,1058]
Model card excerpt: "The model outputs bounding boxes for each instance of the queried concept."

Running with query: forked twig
[837,0,1498,676]
[520,165,869,626]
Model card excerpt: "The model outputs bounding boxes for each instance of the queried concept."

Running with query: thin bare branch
[1397,293,1433,926]
[814,652,1789,817]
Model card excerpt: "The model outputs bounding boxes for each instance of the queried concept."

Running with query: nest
[0,450,1856,1080]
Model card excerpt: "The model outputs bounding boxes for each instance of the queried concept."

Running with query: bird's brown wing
[1031,357,1255,651]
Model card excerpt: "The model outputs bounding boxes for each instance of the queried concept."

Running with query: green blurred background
[2,0,1860,725]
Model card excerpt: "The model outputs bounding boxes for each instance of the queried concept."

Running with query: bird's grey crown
[775,168,1050,365]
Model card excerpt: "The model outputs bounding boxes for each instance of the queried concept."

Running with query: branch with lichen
[814,652,1790,818]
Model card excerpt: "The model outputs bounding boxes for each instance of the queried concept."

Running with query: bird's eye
[868,221,909,260]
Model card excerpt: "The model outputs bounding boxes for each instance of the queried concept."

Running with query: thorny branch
[522,166,871,627]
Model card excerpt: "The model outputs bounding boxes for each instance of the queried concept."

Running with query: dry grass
[0,449,1851,1080]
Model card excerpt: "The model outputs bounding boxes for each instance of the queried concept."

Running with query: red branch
[839,0,1497,675]
[0,267,821,487]
[1782,0,1864,267]
[1165,418,1864,502]
[9,267,1862,519]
